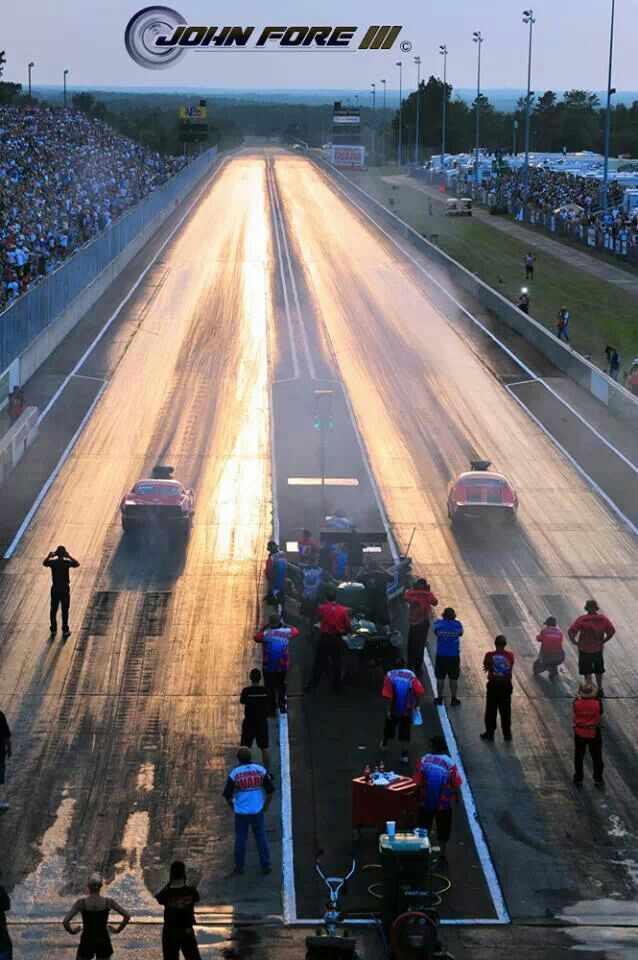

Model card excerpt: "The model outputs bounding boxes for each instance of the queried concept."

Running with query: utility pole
[522,10,536,202]
[28,61,34,100]
[371,82,376,165]
[472,32,483,190]
[601,0,616,212]
[439,45,448,167]
[63,68,69,108]
[414,56,421,164]
[396,60,403,166]
[381,79,387,166]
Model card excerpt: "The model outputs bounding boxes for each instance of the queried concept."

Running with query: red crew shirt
[536,626,564,658]
[568,613,615,653]
[317,601,351,636]
[404,588,438,626]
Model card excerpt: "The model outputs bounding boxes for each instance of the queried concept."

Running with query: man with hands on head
[43,545,79,638]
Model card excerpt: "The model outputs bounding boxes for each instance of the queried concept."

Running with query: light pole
[381,79,387,166]
[28,62,34,100]
[396,60,403,166]
[371,82,376,164]
[472,32,483,190]
[601,0,616,212]
[63,68,69,108]
[414,55,421,165]
[439,44,448,167]
[522,10,536,202]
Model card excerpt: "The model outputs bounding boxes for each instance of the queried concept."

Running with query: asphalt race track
[1,151,638,956]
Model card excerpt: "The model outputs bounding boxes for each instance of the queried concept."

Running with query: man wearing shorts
[433,607,464,706]
[240,669,271,771]
[568,600,615,697]
[415,736,462,868]
[0,710,11,812]
[379,660,425,765]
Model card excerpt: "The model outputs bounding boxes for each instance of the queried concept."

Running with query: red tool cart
[351,776,419,838]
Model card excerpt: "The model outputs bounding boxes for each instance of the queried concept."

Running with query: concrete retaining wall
[2,146,220,388]
[0,406,38,486]
[318,159,638,430]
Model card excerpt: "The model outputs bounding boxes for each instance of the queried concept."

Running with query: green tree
[559,90,600,151]
[71,91,97,115]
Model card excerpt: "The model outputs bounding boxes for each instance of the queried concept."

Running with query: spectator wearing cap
[480,635,514,742]
[568,600,615,697]
[572,681,604,788]
[223,746,275,876]
[403,578,438,673]
[63,872,131,958]
[414,735,462,868]
[533,616,565,680]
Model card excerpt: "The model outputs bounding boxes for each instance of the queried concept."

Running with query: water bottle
[363,764,371,781]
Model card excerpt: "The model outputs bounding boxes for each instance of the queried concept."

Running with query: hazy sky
[3,0,633,96]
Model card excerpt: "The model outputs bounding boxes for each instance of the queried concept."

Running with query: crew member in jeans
[379,659,425,765]
[43,545,80,637]
[404,578,438,673]
[568,600,615,697]
[253,614,298,716]
[480,635,514,742]
[573,681,604,788]
[156,860,201,960]
[305,588,351,693]
[223,746,275,876]
[415,736,462,868]
[433,607,464,706]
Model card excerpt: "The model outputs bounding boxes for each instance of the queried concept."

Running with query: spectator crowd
[480,166,638,246]
[0,106,189,310]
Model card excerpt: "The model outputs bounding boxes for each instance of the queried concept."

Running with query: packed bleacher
[480,166,638,245]
[0,107,189,310]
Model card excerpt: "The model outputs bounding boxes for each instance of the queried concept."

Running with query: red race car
[120,466,194,534]
[447,460,518,526]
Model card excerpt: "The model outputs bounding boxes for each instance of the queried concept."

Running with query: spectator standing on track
[517,288,531,314]
[240,669,271,771]
[626,359,638,396]
[524,252,536,279]
[43,545,79,638]
[379,660,425,764]
[63,873,130,959]
[568,600,615,697]
[556,306,570,343]
[305,588,351,693]
[359,560,393,628]
[297,529,318,567]
[433,607,464,706]
[572,681,605,788]
[414,736,462,868]
[156,860,201,960]
[404,578,438,673]
[0,880,11,960]
[480,636,514,742]
[223,747,275,876]
[264,541,287,614]
[533,617,565,680]
[0,710,11,812]
[299,563,324,620]
[253,614,298,716]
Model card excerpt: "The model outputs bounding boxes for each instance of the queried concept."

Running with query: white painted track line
[318,163,638,482]
[5,381,108,558]
[270,162,316,380]
[266,161,300,381]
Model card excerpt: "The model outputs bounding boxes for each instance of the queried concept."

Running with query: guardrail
[0,406,38,487]
[0,146,219,384]
[316,157,638,429]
